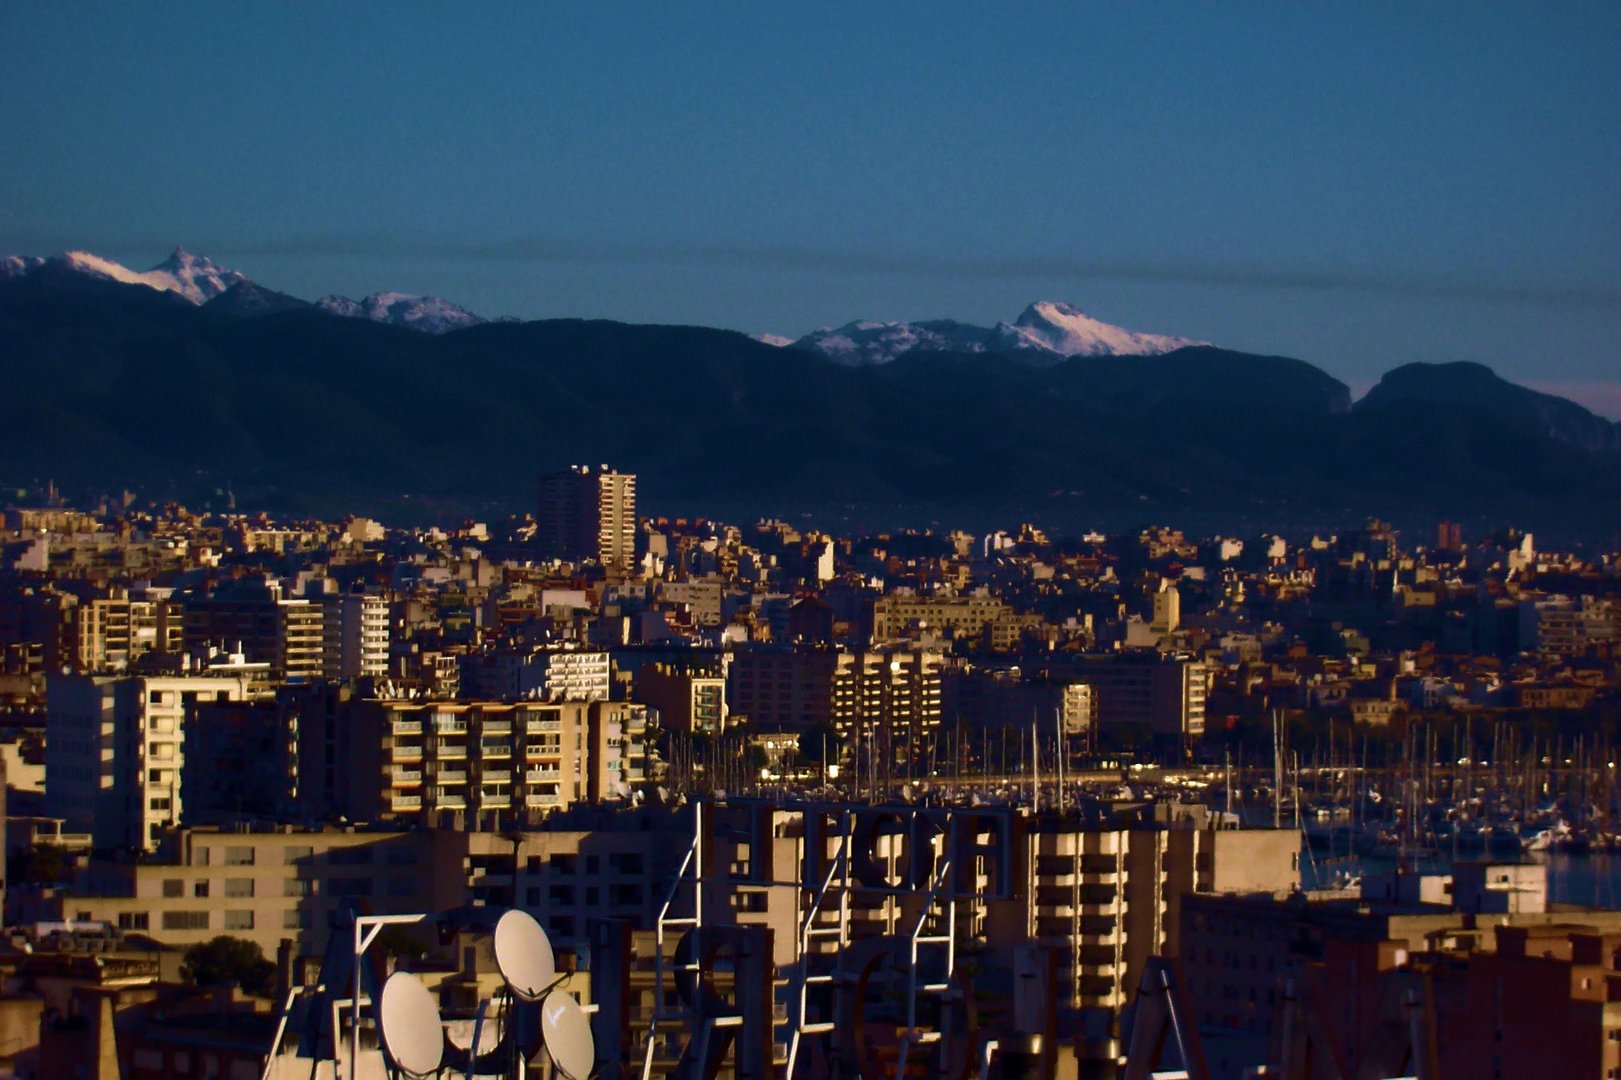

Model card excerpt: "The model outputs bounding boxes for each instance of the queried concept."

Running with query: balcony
[437,769,468,785]
[525,746,559,762]
[482,719,513,736]
[526,717,562,733]
[391,768,423,786]
[433,716,469,734]
[482,770,513,785]
[436,743,468,760]
[526,767,561,782]
[526,793,562,808]
[480,743,513,759]
[393,745,424,762]
[481,793,513,809]
[433,790,466,808]
[390,794,423,809]
[391,719,423,736]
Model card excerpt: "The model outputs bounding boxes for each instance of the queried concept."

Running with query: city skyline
[3,5,1618,416]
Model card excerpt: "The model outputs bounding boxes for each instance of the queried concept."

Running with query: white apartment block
[45,673,258,851]
[321,592,391,678]
[459,646,612,702]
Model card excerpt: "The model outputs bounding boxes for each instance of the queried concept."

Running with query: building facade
[535,465,637,569]
[45,674,258,851]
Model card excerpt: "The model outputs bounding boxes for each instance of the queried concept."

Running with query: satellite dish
[379,971,445,1077]
[540,990,595,1080]
[494,908,556,1002]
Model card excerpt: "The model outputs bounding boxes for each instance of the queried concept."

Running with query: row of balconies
[392,790,560,812]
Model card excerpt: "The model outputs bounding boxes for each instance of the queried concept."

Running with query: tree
[797,722,841,763]
[181,936,276,997]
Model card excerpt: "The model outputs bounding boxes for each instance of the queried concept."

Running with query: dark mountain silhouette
[202,280,314,319]
[1,272,1617,535]
[1356,361,1620,454]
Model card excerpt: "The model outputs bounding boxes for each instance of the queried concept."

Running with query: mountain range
[0,248,485,333]
[787,300,1205,366]
[2,247,1618,536]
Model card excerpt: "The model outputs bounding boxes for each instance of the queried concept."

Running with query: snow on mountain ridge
[52,247,248,303]
[316,291,484,334]
[793,319,994,366]
[0,247,483,333]
[990,300,1204,358]
[794,303,1202,366]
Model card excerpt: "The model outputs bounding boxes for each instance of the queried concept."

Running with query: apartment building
[280,696,648,827]
[693,799,1299,1065]
[71,592,181,673]
[728,645,943,743]
[943,669,1094,736]
[319,592,390,678]
[45,673,259,851]
[42,827,437,958]
[26,798,1300,1077]
[634,663,728,734]
[34,816,690,963]
[535,464,637,569]
[871,594,1009,644]
[458,646,612,702]
[1179,872,1621,1079]
[1053,650,1208,748]
[1519,594,1621,658]
[180,580,326,681]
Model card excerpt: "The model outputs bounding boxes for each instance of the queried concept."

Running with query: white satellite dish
[540,990,595,1080]
[494,908,556,1002]
[379,970,445,1077]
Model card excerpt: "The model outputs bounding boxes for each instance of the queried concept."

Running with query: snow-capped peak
[145,246,249,304]
[752,333,795,348]
[7,247,251,304]
[790,302,1205,366]
[990,301,1204,358]
[316,291,484,334]
[793,318,994,365]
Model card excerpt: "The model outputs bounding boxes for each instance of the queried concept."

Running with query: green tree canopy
[181,935,276,997]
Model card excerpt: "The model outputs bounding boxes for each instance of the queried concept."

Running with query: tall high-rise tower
[535,465,637,568]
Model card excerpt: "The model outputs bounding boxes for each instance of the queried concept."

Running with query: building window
[162,879,183,898]
[225,879,254,898]
[285,879,313,897]
[329,877,373,898]
[224,846,255,866]
[329,846,374,865]
[194,880,210,898]
[117,912,150,931]
[225,910,254,931]
[284,845,314,865]
[161,910,210,931]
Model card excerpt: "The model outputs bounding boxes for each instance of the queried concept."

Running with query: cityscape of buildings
[0,468,1618,1076]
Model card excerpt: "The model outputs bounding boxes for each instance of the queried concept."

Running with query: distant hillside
[1356,361,1621,454]
[1,270,1618,535]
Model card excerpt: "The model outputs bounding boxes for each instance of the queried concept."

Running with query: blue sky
[3,4,1618,414]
